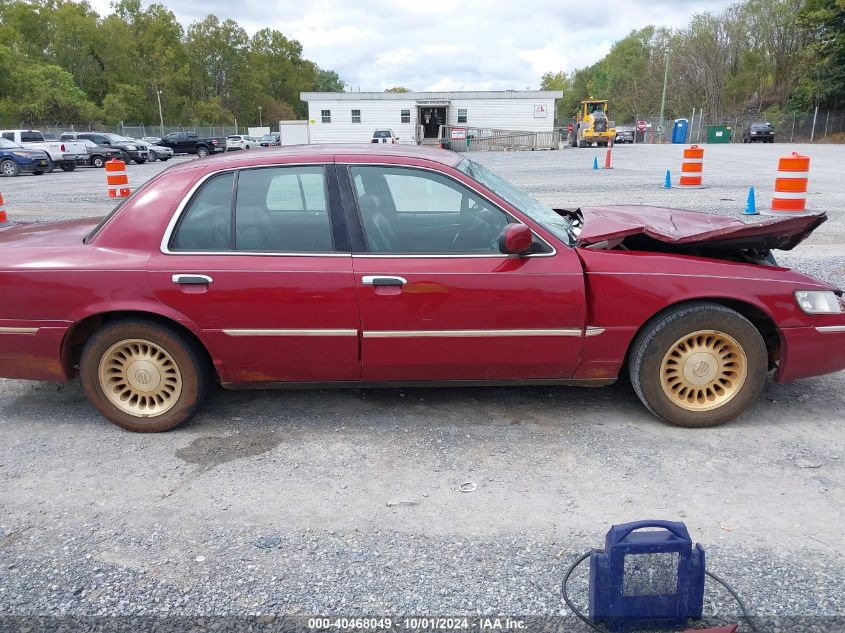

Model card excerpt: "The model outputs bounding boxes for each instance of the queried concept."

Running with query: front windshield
[457,158,574,246]
[0,139,22,149]
[105,133,131,142]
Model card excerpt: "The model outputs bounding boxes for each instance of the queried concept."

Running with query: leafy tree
[314,69,346,92]
[384,86,411,93]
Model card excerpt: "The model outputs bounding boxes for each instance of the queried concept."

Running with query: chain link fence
[617,109,844,144]
[2,122,240,140]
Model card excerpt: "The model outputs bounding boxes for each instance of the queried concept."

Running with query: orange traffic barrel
[771,152,809,213]
[105,159,130,198]
[679,145,704,187]
[0,192,7,224]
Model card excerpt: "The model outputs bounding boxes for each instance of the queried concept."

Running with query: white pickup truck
[0,129,88,172]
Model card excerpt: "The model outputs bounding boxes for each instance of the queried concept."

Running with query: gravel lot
[1,144,843,632]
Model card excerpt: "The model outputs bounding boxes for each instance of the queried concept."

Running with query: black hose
[705,569,760,632]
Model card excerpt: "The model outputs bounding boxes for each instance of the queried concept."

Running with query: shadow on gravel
[175,431,285,470]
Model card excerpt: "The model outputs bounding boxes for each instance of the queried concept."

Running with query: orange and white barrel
[0,192,7,224]
[771,152,809,213]
[679,145,704,187]
[105,159,130,198]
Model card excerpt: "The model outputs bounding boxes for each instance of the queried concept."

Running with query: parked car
[0,145,842,433]
[226,135,258,151]
[743,122,775,143]
[60,132,149,164]
[75,138,123,168]
[615,126,635,143]
[136,140,173,162]
[142,136,163,145]
[158,131,226,157]
[0,129,87,172]
[0,138,50,176]
[372,129,398,144]
[259,133,280,147]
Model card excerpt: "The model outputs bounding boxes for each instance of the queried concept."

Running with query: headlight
[12,151,31,159]
[795,290,843,314]
[126,145,137,150]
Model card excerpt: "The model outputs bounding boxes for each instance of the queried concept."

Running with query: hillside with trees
[542,0,845,125]
[0,0,344,126]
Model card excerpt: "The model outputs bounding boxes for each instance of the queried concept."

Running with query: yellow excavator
[569,99,616,148]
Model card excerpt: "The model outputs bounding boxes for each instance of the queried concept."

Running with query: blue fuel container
[589,520,705,632]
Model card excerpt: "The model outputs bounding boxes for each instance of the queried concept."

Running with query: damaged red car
[1,145,843,432]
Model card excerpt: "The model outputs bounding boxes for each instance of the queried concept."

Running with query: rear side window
[21,131,43,142]
[170,173,234,251]
[235,166,332,252]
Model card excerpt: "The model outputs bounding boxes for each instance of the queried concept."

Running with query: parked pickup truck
[158,131,226,158]
[0,129,87,172]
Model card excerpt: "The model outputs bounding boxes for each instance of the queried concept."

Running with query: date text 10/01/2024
[307,617,527,630]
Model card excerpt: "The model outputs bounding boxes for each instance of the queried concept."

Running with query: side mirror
[498,224,532,256]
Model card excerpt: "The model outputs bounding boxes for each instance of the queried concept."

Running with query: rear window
[20,131,43,142]
[373,130,392,138]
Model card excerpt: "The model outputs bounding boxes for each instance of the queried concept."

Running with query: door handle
[172,274,213,285]
[362,275,407,287]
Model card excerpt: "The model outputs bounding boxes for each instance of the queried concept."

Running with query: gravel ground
[1,144,844,632]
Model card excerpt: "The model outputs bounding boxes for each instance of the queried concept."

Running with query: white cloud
[89,0,735,91]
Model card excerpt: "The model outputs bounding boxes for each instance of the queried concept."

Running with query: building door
[418,106,447,139]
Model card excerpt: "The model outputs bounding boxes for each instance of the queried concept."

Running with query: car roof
[165,144,463,174]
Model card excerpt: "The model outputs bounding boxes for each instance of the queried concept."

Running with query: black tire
[160,156,170,161]
[79,319,211,432]
[60,162,76,172]
[91,155,105,169]
[122,151,131,163]
[33,170,44,175]
[45,159,54,174]
[134,158,146,164]
[628,302,768,428]
[1,159,20,177]
[147,151,158,162]
[196,146,209,158]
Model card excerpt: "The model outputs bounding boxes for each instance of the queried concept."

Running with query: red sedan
[1,145,843,432]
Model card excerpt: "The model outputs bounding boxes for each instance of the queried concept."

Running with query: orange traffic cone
[678,145,706,188]
[0,192,8,224]
[603,141,613,169]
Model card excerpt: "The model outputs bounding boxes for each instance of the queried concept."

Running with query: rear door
[148,163,360,384]
[340,161,586,382]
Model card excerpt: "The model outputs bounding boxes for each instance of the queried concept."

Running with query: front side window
[351,109,361,124]
[350,165,515,254]
[457,109,467,123]
[170,166,333,253]
[400,109,410,123]
[321,109,331,123]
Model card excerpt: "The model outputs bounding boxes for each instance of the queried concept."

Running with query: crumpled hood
[564,205,826,251]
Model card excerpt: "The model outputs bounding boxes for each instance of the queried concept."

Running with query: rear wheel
[60,162,76,172]
[92,155,105,168]
[1,159,20,177]
[147,150,158,162]
[80,319,211,432]
[196,146,209,158]
[629,302,767,428]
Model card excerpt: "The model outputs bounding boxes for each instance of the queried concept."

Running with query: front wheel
[147,151,158,162]
[629,303,767,428]
[134,158,146,164]
[0,159,20,177]
[60,162,76,172]
[196,146,209,158]
[80,319,211,432]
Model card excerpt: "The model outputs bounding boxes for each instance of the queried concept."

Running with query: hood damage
[559,205,826,263]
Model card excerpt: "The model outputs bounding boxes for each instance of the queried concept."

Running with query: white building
[299,90,562,145]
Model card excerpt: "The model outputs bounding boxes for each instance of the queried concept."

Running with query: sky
[89,0,735,92]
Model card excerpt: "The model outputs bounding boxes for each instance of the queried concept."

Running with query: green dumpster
[707,125,732,143]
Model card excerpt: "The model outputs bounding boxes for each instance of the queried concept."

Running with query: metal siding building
[300,91,562,144]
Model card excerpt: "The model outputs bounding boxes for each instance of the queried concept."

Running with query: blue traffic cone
[744,187,758,215]
[593,156,599,170]
[663,169,672,189]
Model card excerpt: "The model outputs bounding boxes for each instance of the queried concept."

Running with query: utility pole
[156,90,164,138]
[258,105,263,127]
[658,50,670,143]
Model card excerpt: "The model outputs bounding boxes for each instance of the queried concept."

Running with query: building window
[351,109,361,124]
[457,109,467,123]
[321,109,331,123]
[401,109,410,123]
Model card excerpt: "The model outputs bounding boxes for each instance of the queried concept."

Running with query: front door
[419,107,447,139]
[148,164,360,384]
[342,164,585,382]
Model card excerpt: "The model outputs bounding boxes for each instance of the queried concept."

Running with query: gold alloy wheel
[98,339,183,417]
[660,329,748,412]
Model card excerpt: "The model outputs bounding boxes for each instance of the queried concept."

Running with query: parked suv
[743,122,775,143]
[60,132,149,164]
[371,129,398,144]
[259,133,280,147]
[77,138,123,168]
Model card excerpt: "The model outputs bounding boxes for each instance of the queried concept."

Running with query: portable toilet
[671,119,689,144]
